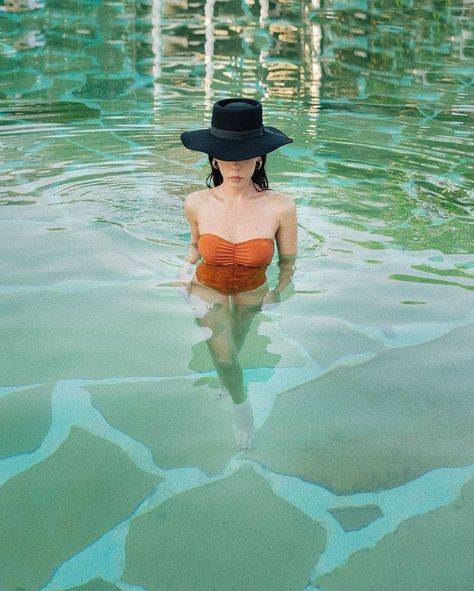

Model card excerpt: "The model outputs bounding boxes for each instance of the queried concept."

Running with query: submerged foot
[218,385,230,399]
[214,377,230,399]
[232,398,254,451]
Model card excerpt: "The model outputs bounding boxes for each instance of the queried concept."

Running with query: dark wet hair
[206,155,269,191]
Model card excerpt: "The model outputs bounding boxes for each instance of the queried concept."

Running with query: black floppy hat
[180,98,293,161]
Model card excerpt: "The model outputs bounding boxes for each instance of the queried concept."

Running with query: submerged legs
[205,304,246,404]
[189,280,268,449]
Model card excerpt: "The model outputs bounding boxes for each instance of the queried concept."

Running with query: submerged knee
[213,355,237,369]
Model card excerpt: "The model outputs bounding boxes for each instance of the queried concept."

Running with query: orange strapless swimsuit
[196,233,274,295]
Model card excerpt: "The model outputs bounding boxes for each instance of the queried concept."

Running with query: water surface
[0,1,473,590]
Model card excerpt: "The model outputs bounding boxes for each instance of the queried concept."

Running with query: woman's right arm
[178,193,201,287]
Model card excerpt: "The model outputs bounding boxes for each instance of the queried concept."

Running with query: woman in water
[179,98,297,450]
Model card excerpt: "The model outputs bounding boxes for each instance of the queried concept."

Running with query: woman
[179,98,297,450]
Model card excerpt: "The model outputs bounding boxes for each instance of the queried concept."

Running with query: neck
[215,179,256,200]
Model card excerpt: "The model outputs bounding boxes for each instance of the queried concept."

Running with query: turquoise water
[1,1,473,590]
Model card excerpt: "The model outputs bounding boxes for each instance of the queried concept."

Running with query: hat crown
[211,98,263,133]
[180,96,292,160]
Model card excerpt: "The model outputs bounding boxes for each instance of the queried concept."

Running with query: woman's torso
[194,188,279,294]
[197,233,274,267]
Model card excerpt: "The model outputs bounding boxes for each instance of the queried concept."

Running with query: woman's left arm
[261,196,297,310]
[275,195,297,256]
[273,196,297,295]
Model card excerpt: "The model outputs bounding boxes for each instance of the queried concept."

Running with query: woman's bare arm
[176,193,202,289]
[184,193,201,264]
[273,196,297,294]
[275,195,297,256]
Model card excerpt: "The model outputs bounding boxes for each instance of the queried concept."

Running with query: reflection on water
[0,1,473,590]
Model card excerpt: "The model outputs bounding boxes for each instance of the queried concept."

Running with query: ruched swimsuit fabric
[196,233,274,295]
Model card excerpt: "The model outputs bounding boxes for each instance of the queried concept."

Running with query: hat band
[210,126,264,140]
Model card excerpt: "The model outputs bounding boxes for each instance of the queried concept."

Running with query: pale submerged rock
[0,427,160,591]
[280,315,383,368]
[248,324,474,493]
[0,384,52,458]
[87,379,238,474]
[1,283,195,386]
[123,466,326,591]
[316,477,474,591]
[328,504,384,532]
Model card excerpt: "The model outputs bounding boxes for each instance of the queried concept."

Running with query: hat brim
[180,126,293,160]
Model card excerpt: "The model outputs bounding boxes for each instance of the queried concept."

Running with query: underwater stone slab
[123,466,326,591]
[258,317,307,367]
[0,384,52,458]
[328,505,384,532]
[281,268,473,326]
[280,315,383,368]
[248,324,474,493]
[0,427,160,591]
[0,285,198,386]
[65,578,121,591]
[316,477,474,591]
[87,380,238,475]
[74,75,135,99]
[0,223,161,287]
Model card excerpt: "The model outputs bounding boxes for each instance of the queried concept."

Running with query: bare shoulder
[184,188,210,212]
[267,190,296,215]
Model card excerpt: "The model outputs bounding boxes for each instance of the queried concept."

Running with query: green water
[0,1,473,590]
